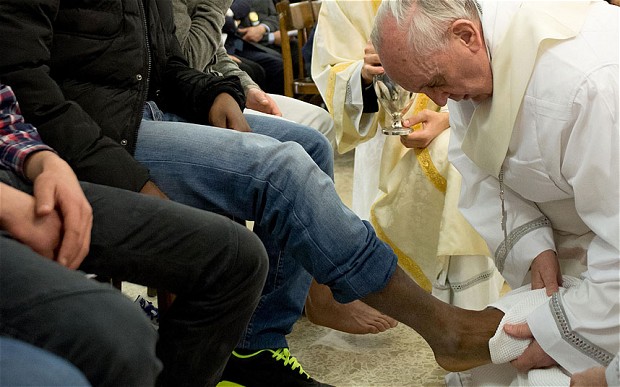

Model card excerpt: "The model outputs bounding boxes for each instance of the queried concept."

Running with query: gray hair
[371,0,481,57]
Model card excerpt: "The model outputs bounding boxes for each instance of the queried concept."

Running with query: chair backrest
[276,0,321,98]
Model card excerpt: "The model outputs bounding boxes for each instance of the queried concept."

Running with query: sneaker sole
[216,382,245,387]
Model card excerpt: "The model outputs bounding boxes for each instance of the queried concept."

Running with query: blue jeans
[0,337,90,386]
[137,102,397,349]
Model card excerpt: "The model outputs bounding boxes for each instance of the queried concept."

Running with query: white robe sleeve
[526,65,620,374]
[607,354,620,387]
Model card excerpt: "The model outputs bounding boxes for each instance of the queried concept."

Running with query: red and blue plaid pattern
[0,84,54,178]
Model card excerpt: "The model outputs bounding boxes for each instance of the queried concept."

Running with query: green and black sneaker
[216,348,335,387]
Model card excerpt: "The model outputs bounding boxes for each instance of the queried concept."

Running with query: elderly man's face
[377,16,493,106]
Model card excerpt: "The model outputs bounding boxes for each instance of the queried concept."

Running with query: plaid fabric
[0,84,54,178]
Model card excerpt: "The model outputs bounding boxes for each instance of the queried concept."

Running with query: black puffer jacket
[0,0,245,191]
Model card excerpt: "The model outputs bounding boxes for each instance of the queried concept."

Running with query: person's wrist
[23,150,57,182]
[0,183,25,231]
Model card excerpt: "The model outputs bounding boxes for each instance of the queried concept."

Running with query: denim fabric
[0,337,91,386]
[137,102,397,349]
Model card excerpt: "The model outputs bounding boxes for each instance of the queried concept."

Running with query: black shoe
[216,348,335,387]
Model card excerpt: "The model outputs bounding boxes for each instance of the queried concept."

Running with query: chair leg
[112,279,122,291]
[147,287,157,298]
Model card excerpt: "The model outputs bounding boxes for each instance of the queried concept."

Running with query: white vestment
[312,0,503,309]
[448,1,619,383]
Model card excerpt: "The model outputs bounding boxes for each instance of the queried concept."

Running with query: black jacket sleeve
[153,0,246,124]
[0,0,150,192]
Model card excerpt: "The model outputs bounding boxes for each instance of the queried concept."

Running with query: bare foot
[305,281,398,334]
[430,306,505,371]
[360,266,504,372]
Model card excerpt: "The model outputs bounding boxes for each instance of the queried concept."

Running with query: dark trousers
[230,39,285,94]
[0,170,268,387]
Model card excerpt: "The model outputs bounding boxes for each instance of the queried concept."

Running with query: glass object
[373,73,414,135]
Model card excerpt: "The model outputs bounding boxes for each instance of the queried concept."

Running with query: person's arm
[157,0,249,131]
[0,182,63,261]
[172,0,281,115]
[311,0,384,154]
[0,84,92,269]
[237,0,279,44]
[0,1,150,192]
[400,109,450,149]
[172,0,228,72]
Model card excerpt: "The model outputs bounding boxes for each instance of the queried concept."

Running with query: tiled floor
[123,150,448,387]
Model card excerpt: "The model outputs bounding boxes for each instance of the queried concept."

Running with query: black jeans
[0,170,268,387]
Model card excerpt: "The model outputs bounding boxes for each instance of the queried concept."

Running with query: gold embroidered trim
[372,0,381,14]
[325,62,354,115]
[411,95,447,194]
[370,208,433,292]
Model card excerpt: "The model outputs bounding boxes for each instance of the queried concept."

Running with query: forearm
[0,85,54,177]
[140,180,169,200]
[23,150,62,182]
[0,182,26,230]
[159,55,245,123]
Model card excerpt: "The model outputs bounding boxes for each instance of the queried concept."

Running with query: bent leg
[75,182,269,386]
[246,94,337,151]
[135,120,501,371]
[135,120,394,303]
[0,237,161,387]
[244,112,334,179]
[0,337,91,386]
[159,105,336,350]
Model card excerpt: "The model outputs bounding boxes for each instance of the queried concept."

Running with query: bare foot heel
[431,307,504,371]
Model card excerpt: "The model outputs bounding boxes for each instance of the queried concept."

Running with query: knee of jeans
[297,130,335,177]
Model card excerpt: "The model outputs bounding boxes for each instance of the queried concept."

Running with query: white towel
[488,276,581,364]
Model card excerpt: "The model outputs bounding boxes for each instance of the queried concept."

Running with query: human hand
[504,322,558,373]
[245,88,282,116]
[400,110,449,148]
[140,180,168,200]
[209,93,252,132]
[570,366,607,387]
[361,40,383,87]
[0,182,63,261]
[238,25,267,43]
[23,151,92,268]
[530,249,562,295]
[228,54,243,64]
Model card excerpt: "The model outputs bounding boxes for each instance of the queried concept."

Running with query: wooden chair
[276,0,322,100]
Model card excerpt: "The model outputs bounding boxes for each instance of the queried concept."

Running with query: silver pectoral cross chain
[499,167,508,246]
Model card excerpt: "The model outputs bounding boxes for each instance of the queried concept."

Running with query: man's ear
[450,19,482,53]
